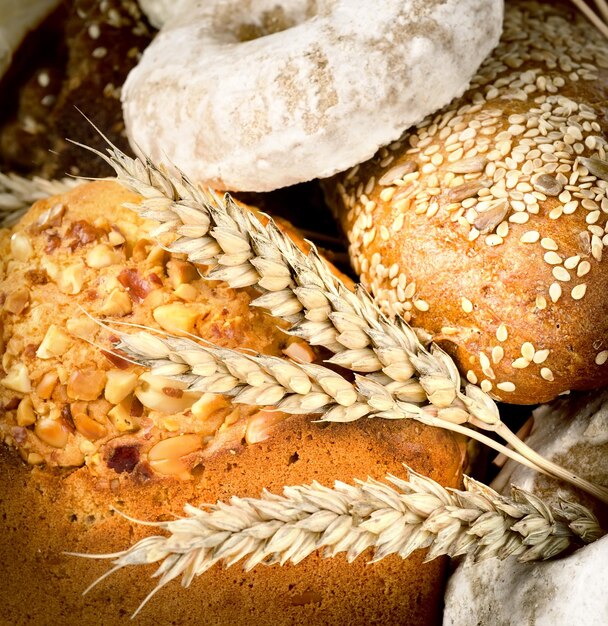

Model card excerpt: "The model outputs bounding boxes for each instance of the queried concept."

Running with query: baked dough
[122,0,503,191]
[0,180,463,624]
[327,0,608,405]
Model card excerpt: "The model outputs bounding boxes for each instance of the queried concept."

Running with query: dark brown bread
[0,0,153,178]
[327,0,608,405]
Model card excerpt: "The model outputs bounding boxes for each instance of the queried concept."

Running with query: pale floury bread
[327,0,608,405]
[122,0,503,191]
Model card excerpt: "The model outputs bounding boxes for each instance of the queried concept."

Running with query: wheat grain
[70,465,603,618]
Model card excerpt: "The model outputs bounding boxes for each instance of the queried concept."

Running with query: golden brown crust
[0,180,306,470]
[327,0,608,405]
[0,411,463,625]
[0,179,464,623]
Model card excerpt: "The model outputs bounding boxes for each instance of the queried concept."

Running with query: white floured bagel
[123,0,504,191]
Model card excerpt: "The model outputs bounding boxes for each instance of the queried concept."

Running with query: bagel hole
[218,3,315,43]
[236,7,296,42]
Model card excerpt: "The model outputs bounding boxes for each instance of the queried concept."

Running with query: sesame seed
[596,351,608,365]
[509,212,529,224]
[92,47,108,59]
[466,370,478,384]
[37,72,50,88]
[479,352,491,371]
[512,357,530,369]
[492,346,504,364]
[564,255,580,270]
[544,251,563,265]
[496,381,516,392]
[88,23,101,39]
[540,237,558,251]
[533,349,550,364]
[549,282,562,302]
[457,297,474,315]
[571,283,587,300]
[535,295,547,309]
[540,367,555,381]
[577,260,591,277]
[521,342,535,361]
[480,379,493,393]
[552,266,571,281]
[496,324,508,342]
[520,230,540,243]
[485,234,504,246]
[413,300,430,312]
[380,187,396,202]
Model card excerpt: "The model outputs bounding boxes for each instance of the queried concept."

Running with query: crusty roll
[327,0,608,405]
[0,181,463,624]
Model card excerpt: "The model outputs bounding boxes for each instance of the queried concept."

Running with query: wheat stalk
[108,326,565,478]
[570,0,608,38]
[0,172,80,227]
[78,139,608,504]
[70,465,603,618]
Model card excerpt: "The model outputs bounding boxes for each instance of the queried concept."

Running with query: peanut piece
[107,398,139,432]
[36,324,73,359]
[67,369,107,401]
[100,289,133,316]
[74,413,108,440]
[146,245,169,266]
[16,397,36,426]
[148,434,202,477]
[167,260,198,288]
[57,262,85,295]
[135,373,198,414]
[35,418,69,448]
[4,288,30,314]
[66,316,98,339]
[1,363,31,393]
[36,371,58,399]
[107,230,126,246]
[191,393,228,421]
[10,232,33,261]
[148,434,202,462]
[153,303,200,336]
[104,370,138,404]
[174,283,198,302]
[85,243,123,269]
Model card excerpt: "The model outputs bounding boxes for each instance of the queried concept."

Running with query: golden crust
[0,180,464,623]
[327,0,608,405]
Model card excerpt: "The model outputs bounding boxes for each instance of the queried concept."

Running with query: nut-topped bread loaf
[0,181,464,624]
[326,0,608,405]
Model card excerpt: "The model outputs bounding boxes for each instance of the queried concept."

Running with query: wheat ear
[70,465,603,618]
[78,140,608,504]
[0,172,80,227]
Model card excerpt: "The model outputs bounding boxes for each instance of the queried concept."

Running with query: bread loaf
[327,0,608,405]
[0,181,463,624]
[0,0,153,179]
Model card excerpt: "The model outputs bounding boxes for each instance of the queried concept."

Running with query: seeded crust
[328,0,608,405]
[0,180,463,623]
